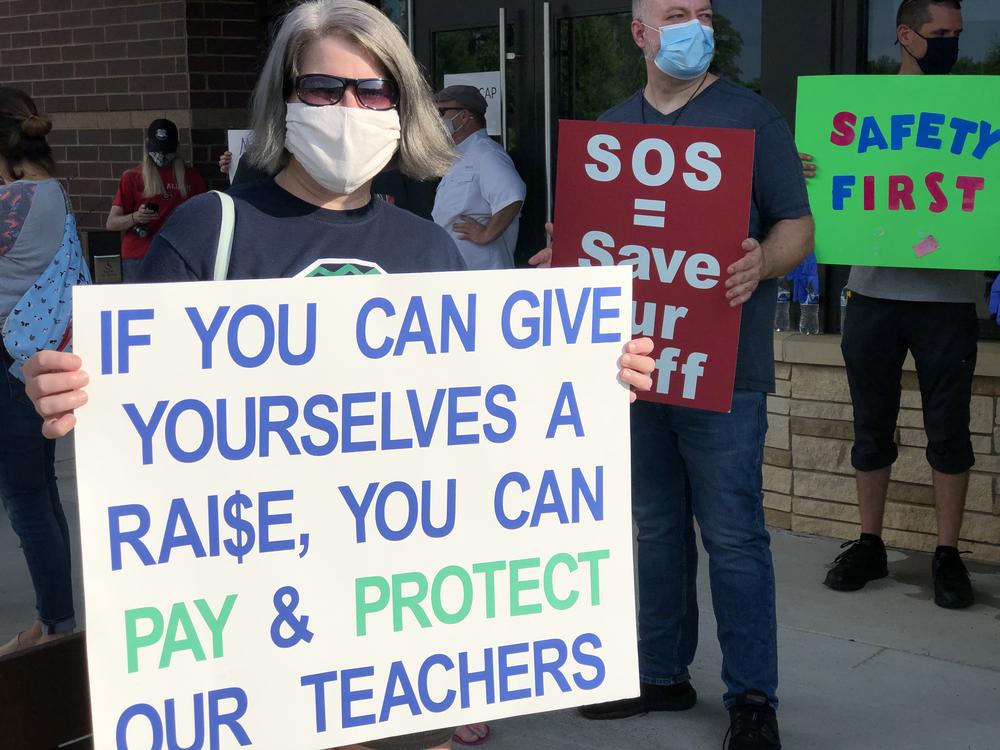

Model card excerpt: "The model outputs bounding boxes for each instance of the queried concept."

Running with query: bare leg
[856,467,891,536]
[932,470,968,547]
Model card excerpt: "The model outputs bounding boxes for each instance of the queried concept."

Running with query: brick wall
[186,0,261,185]
[0,0,263,235]
[764,337,1000,563]
[0,0,194,231]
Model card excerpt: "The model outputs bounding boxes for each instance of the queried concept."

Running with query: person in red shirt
[106,118,206,281]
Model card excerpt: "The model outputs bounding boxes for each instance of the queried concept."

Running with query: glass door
[413,2,541,263]
[544,1,761,228]
[412,1,764,265]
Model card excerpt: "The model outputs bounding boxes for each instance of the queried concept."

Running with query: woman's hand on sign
[620,337,655,403]
[799,152,817,179]
[528,222,555,268]
[23,350,89,439]
[219,150,233,176]
[725,239,764,307]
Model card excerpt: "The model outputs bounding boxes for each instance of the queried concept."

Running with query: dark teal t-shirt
[139,178,465,282]
[600,78,811,393]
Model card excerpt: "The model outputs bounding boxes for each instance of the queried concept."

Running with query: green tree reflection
[869,36,1000,74]
[557,11,758,122]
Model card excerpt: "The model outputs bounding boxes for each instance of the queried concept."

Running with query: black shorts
[841,293,977,475]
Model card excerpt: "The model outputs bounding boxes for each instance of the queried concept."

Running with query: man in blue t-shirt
[537,1,814,748]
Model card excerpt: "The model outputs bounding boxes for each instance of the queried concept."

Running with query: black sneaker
[823,534,888,591]
[932,546,974,609]
[578,681,696,720]
[724,691,781,750]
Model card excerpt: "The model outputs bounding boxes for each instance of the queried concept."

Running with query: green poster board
[795,75,1000,270]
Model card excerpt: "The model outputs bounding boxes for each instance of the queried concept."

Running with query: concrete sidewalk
[1,438,998,749]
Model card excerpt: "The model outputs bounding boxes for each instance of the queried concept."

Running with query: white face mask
[284,103,401,195]
[441,111,462,136]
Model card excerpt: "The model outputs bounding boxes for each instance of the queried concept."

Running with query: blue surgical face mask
[644,18,715,80]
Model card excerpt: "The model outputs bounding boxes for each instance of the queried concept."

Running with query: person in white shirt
[432,85,526,270]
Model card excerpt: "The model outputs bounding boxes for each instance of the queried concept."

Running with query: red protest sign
[551,119,755,413]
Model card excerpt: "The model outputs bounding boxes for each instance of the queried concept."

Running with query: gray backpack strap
[212,190,236,281]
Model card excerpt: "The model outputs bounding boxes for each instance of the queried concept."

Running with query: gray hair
[249,0,455,180]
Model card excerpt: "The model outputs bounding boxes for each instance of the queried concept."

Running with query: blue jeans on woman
[121,258,144,284]
[630,390,776,709]
[0,366,75,634]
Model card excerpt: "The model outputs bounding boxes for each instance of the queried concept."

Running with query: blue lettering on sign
[343,392,377,453]
[546,382,584,439]
[341,666,377,729]
[890,113,916,150]
[339,479,457,543]
[857,116,889,154]
[121,386,519,465]
[494,467,605,530]
[498,642,532,702]
[832,175,856,211]
[299,634,606,733]
[356,294,477,358]
[915,112,946,150]
[379,661,423,722]
[115,687,251,750]
[501,287,622,349]
[100,308,155,375]
[107,490,300,571]
[419,654,456,712]
[185,303,316,370]
[949,117,979,156]
[838,112,1000,159]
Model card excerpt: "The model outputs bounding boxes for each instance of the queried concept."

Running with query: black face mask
[905,32,959,75]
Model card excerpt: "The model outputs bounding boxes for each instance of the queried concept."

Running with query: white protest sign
[72,268,638,750]
[226,130,254,184]
[444,72,502,137]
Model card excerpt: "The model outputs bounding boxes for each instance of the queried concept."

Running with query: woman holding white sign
[20,1,655,748]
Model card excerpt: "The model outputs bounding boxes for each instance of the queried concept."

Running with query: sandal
[452,724,490,746]
[0,630,26,658]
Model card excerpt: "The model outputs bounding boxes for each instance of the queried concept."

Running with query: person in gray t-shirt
[801,0,977,610]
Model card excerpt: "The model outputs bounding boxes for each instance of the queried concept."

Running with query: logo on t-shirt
[296,259,386,278]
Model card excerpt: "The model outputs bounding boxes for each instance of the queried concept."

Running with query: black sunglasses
[294,74,400,111]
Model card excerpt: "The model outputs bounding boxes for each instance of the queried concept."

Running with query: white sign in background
[72,268,638,749]
[443,72,503,137]
[226,129,254,184]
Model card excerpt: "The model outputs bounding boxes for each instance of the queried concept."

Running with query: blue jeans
[0,366,75,634]
[121,258,143,283]
[631,390,776,709]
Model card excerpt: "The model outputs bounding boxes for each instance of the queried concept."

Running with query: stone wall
[765,334,1000,563]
